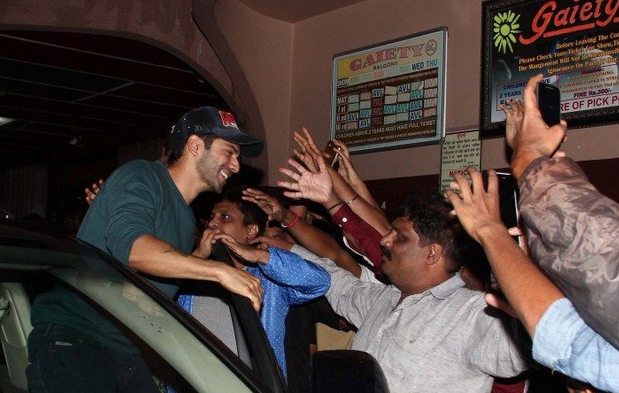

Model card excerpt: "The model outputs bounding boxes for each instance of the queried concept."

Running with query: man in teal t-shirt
[26,107,264,393]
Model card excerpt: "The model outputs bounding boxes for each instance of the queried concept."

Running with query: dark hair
[221,186,268,235]
[397,192,463,273]
[167,132,217,164]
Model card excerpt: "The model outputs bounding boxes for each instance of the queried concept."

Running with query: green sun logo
[493,10,521,54]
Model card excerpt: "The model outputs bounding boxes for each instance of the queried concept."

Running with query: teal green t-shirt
[31,160,195,353]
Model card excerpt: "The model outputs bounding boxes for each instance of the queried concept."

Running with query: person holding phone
[506,74,619,350]
[447,167,619,393]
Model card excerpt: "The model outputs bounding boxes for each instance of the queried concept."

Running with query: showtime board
[331,28,448,153]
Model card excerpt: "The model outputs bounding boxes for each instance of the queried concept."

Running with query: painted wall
[285,0,619,182]
[214,0,294,184]
[2,0,619,186]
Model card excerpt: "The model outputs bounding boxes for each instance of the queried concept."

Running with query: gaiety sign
[481,0,619,136]
[520,0,619,45]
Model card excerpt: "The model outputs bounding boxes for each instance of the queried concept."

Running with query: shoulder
[108,160,163,186]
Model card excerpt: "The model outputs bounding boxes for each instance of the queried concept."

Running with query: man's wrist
[281,209,296,224]
[258,249,270,264]
[512,149,545,179]
[475,223,509,243]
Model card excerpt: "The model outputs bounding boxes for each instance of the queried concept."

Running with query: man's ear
[426,243,443,265]
[186,135,202,157]
[246,224,259,241]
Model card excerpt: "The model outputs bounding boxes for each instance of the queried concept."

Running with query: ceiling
[237,0,368,22]
[0,30,227,170]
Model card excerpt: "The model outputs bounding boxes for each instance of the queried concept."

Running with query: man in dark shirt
[26,106,264,393]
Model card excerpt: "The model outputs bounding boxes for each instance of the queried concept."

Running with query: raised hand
[249,234,295,251]
[500,98,524,143]
[292,128,324,173]
[445,167,504,243]
[193,228,219,258]
[85,179,105,206]
[278,157,333,203]
[332,140,361,186]
[214,233,270,264]
[242,188,288,222]
[507,74,567,178]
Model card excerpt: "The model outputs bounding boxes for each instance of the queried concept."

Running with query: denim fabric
[27,324,160,393]
[533,298,619,393]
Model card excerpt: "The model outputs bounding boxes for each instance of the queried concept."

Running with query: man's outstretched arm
[130,235,263,311]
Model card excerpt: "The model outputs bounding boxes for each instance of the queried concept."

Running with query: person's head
[380,193,462,292]
[167,106,264,193]
[207,187,268,245]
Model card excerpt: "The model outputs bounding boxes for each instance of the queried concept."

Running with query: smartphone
[324,140,341,167]
[490,172,520,285]
[496,172,519,240]
[537,82,561,126]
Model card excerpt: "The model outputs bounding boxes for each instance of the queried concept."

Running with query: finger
[281,190,302,199]
[302,127,319,150]
[466,167,484,196]
[444,190,464,209]
[487,169,498,196]
[277,180,300,192]
[451,172,473,200]
[523,74,544,113]
[278,166,298,180]
[287,158,307,174]
[484,293,517,319]
[507,226,524,236]
[316,155,328,173]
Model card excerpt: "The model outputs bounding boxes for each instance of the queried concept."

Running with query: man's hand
[250,234,295,251]
[85,179,105,206]
[215,261,264,311]
[332,140,362,187]
[507,74,568,178]
[445,168,505,243]
[501,98,524,141]
[214,233,270,264]
[278,157,333,203]
[484,292,517,318]
[242,188,288,222]
[193,228,219,258]
[292,128,324,173]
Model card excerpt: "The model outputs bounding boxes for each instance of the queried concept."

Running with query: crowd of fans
[33,74,618,393]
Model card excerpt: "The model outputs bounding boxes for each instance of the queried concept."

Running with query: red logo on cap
[218,111,239,129]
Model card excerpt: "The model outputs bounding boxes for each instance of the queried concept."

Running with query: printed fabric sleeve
[331,204,384,272]
[259,247,330,305]
[518,156,619,349]
[533,298,619,393]
[103,162,160,264]
[291,245,387,328]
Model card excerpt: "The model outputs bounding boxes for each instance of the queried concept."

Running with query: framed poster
[331,28,448,153]
[439,130,481,192]
[481,0,619,138]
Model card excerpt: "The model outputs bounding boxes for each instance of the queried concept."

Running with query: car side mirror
[312,350,390,393]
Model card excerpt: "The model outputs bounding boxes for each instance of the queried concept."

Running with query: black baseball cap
[170,106,264,157]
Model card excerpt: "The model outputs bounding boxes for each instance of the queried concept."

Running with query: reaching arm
[332,140,381,210]
[242,188,362,277]
[446,168,563,337]
[505,74,567,179]
[130,235,263,311]
[292,128,390,235]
